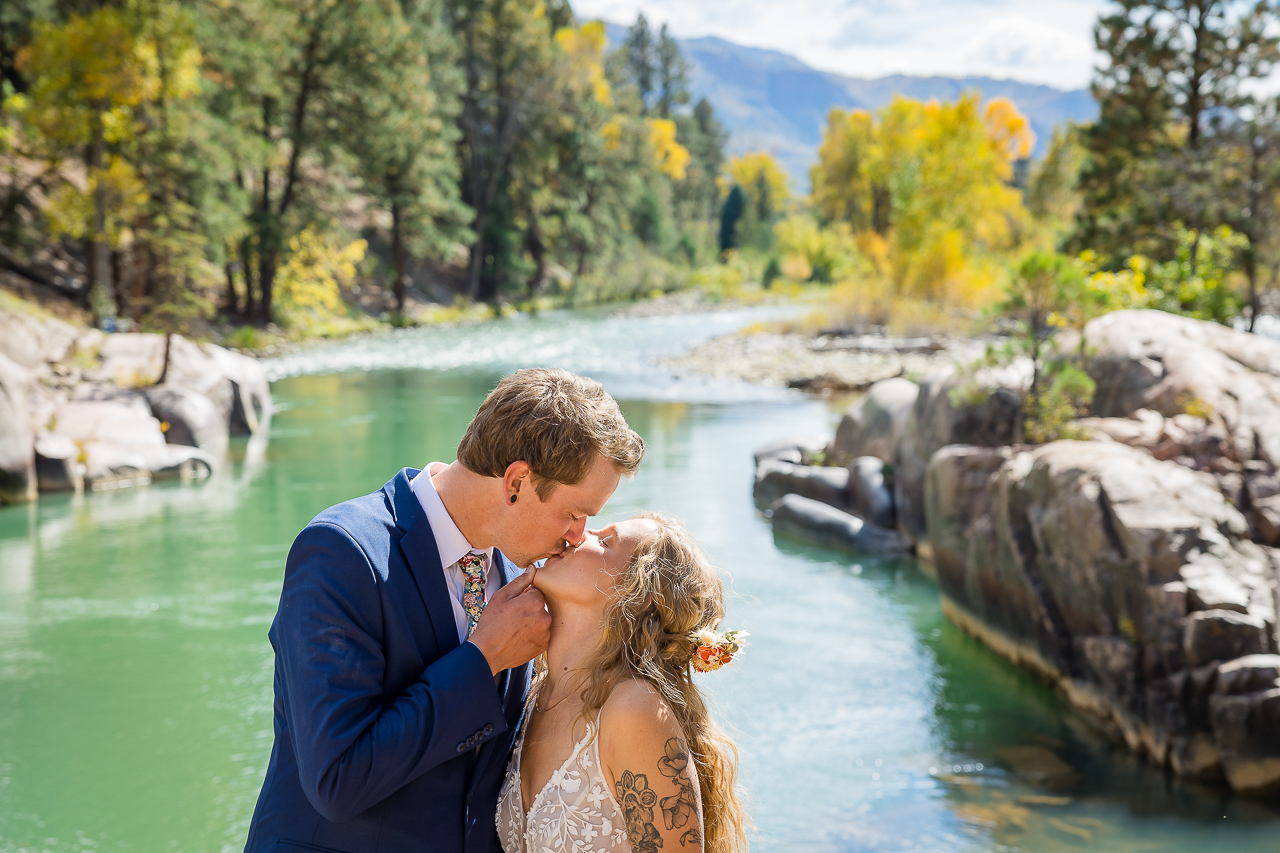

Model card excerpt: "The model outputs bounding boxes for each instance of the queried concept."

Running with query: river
[2,307,1279,852]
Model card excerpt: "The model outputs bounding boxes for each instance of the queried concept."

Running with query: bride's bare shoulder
[599,678,682,753]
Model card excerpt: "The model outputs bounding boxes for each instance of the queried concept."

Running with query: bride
[496,512,749,853]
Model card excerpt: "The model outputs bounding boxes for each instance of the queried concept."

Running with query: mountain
[604,26,1098,191]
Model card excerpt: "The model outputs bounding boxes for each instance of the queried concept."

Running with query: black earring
[510,494,517,504]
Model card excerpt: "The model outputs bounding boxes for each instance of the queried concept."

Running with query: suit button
[466,735,477,748]
[483,724,493,735]
[457,742,467,754]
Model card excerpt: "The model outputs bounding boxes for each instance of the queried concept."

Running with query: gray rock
[1244,471,1280,546]
[768,493,907,556]
[753,459,849,509]
[752,435,829,468]
[1082,309,1280,467]
[1185,610,1270,668]
[1077,408,1232,471]
[34,432,83,493]
[203,344,271,435]
[0,307,79,370]
[928,438,1280,789]
[924,444,1013,587]
[1215,655,1280,696]
[80,333,272,437]
[1209,687,1280,793]
[894,359,1031,545]
[53,399,166,490]
[81,442,152,490]
[847,456,895,529]
[828,377,918,465]
[144,386,229,456]
[0,353,35,504]
[87,334,235,421]
[148,445,216,483]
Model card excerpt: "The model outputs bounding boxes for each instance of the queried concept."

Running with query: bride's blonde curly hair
[574,511,749,853]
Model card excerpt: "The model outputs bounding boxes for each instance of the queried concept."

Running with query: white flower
[586,785,608,806]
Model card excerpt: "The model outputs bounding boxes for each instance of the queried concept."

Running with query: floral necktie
[459,552,487,638]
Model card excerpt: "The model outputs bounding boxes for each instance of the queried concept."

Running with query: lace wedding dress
[496,700,631,853]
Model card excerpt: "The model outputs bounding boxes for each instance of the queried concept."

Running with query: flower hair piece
[690,628,749,673]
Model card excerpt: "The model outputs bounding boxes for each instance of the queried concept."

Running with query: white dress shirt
[410,462,497,644]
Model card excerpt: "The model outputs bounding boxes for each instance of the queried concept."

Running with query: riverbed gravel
[665,330,983,390]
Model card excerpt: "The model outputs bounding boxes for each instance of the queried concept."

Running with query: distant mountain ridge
[604,25,1098,190]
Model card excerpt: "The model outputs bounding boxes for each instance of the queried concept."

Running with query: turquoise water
[2,308,1279,852]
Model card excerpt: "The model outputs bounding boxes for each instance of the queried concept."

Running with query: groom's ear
[503,460,534,502]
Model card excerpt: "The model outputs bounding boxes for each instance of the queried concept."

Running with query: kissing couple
[243,368,749,853]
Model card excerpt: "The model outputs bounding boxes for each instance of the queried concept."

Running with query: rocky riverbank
[0,301,272,503]
[665,328,982,392]
[749,309,1280,795]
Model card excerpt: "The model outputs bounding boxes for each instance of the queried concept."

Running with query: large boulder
[847,456,895,529]
[50,396,213,489]
[768,493,907,556]
[827,377,919,465]
[82,333,272,436]
[86,334,234,420]
[202,343,271,435]
[34,432,83,493]
[1244,470,1280,546]
[930,438,1280,790]
[0,306,79,370]
[0,353,36,504]
[1082,309,1280,468]
[894,359,1031,546]
[924,445,1013,577]
[753,459,849,509]
[752,435,830,468]
[144,386,229,455]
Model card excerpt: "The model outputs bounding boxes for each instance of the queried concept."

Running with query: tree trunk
[258,247,276,326]
[157,332,173,385]
[1247,135,1262,334]
[240,238,256,322]
[223,257,240,319]
[525,215,545,298]
[468,209,487,300]
[130,242,148,324]
[110,248,126,318]
[390,197,408,315]
[256,158,275,326]
[86,106,112,319]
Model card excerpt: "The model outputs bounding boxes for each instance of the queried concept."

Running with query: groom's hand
[468,568,551,676]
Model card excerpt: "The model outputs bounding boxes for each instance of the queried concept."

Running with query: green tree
[624,13,654,114]
[655,23,688,119]
[994,251,1098,443]
[1074,0,1280,265]
[341,0,467,315]
[719,184,744,253]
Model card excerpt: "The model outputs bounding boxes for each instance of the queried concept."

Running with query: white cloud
[571,0,1108,90]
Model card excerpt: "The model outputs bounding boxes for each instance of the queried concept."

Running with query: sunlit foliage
[810,92,1035,313]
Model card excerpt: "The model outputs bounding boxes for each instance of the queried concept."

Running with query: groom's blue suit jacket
[244,469,530,853]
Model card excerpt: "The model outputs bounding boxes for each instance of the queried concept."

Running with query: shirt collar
[410,462,493,571]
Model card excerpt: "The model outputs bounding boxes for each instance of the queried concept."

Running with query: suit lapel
[388,468,459,657]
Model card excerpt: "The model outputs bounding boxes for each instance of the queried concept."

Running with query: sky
[571,0,1111,91]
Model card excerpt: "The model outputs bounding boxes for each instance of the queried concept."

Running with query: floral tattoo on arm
[658,738,701,847]
[616,770,663,853]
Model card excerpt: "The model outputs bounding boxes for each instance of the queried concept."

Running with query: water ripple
[262,307,802,404]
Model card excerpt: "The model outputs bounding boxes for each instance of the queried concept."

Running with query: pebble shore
[665,330,982,390]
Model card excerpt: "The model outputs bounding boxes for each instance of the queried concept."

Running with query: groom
[244,368,644,853]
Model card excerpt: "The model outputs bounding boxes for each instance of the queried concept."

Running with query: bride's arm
[600,680,705,853]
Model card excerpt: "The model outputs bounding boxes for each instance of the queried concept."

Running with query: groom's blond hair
[457,367,643,499]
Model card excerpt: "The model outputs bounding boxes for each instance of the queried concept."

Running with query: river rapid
[2,307,1279,852]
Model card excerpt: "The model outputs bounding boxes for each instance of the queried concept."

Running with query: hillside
[606,25,1098,190]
